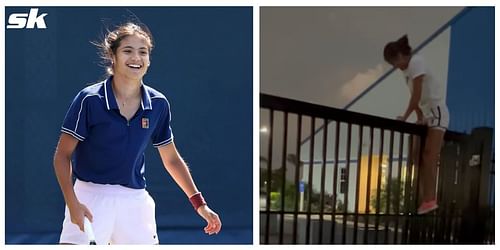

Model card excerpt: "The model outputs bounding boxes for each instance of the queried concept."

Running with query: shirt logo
[142,118,149,129]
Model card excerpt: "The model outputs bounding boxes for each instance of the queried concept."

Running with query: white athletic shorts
[422,104,449,131]
[59,180,159,245]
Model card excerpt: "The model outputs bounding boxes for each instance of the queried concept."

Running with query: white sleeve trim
[61,127,85,141]
[153,137,174,148]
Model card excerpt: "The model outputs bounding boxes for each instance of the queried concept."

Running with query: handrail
[261,93,427,136]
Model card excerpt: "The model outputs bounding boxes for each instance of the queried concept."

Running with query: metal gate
[260,93,494,244]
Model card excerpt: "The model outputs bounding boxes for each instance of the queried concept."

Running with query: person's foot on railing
[417,200,438,214]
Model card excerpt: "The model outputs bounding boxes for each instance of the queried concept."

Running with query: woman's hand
[68,201,93,232]
[197,205,222,235]
[416,119,426,125]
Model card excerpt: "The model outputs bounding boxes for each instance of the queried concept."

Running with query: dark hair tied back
[383,34,412,63]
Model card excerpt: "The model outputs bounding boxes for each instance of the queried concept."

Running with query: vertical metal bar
[416,133,425,203]
[437,145,459,243]
[374,129,385,244]
[450,201,459,243]
[264,110,274,244]
[384,130,395,243]
[409,134,424,243]
[426,216,432,243]
[279,112,288,244]
[363,126,374,244]
[292,115,302,244]
[330,121,340,244]
[447,149,455,244]
[430,145,438,243]
[318,118,328,243]
[487,159,494,243]
[417,133,427,243]
[434,142,446,243]
[415,215,423,242]
[414,135,424,243]
[352,125,363,243]
[342,123,352,244]
[453,143,464,243]
[452,144,462,243]
[431,206,440,243]
[402,134,414,244]
[443,144,456,243]
[394,132,405,243]
[438,142,456,244]
[305,118,315,244]
[453,143,463,244]
[455,141,468,243]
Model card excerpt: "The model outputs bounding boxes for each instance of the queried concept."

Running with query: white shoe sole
[417,204,439,215]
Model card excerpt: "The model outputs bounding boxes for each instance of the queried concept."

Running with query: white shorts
[59,180,159,245]
[422,104,449,131]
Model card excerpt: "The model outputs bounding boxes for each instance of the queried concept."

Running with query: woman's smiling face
[111,33,151,81]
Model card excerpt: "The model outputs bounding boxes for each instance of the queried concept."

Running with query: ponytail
[396,35,411,56]
[383,34,412,63]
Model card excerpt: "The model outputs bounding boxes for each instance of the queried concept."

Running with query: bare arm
[157,142,221,235]
[400,75,424,121]
[53,133,93,231]
[157,142,199,197]
[415,107,424,124]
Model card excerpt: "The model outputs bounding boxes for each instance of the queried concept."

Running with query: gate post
[458,127,493,243]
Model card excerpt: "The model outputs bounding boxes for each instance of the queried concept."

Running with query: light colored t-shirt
[403,54,446,111]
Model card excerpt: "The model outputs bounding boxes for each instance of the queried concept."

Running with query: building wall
[446,7,495,133]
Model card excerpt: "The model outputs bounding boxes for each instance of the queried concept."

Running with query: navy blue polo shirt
[61,76,174,189]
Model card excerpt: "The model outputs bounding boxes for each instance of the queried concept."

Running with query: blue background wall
[5,7,252,244]
[447,7,495,133]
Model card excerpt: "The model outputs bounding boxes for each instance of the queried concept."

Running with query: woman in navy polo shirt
[53,22,221,244]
